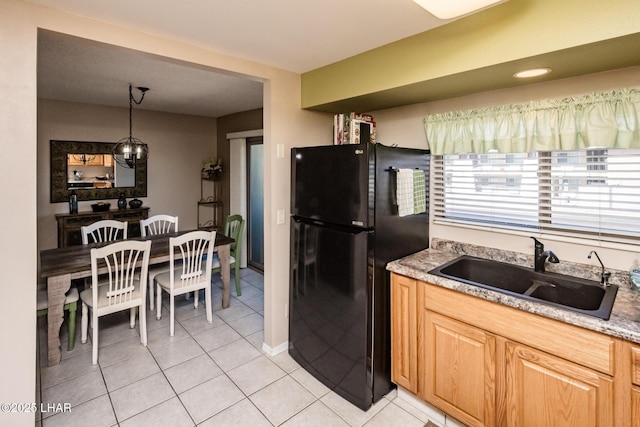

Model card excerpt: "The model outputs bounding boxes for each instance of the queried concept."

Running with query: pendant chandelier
[113,84,149,168]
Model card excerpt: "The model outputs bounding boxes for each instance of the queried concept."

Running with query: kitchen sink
[428,255,618,320]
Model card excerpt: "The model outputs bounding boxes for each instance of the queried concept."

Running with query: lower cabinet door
[391,274,418,393]
[422,311,496,427]
[505,341,614,427]
[633,387,640,426]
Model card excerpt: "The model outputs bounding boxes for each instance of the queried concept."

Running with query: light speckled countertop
[387,238,640,344]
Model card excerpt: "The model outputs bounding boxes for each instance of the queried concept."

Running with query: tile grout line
[38,272,303,426]
[109,275,263,425]
[172,279,272,425]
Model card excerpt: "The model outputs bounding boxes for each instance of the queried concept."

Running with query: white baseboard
[262,340,288,357]
[396,387,466,427]
[397,387,446,426]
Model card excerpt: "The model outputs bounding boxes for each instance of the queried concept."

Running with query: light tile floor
[36,269,434,426]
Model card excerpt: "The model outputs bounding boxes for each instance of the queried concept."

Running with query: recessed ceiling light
[513,68,552,78]
[411,0,508,19]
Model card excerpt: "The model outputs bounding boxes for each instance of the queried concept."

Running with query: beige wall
[37,99,217,250]
[1,1,328,425]
[0,2,38,425]
[372,66,640,271]
[216,108,264,220]
[261,78,331,353]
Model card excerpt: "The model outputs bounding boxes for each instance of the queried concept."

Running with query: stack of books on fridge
[333,113,376,145]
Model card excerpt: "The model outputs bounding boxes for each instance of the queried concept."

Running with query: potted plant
[202,158,223,180]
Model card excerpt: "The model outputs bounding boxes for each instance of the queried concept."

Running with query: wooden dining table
[39,230,234,366]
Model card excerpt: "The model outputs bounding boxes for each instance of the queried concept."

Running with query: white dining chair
[155,230,215,336]
[80,239,151,365]
[81,219,128,245]
[140,215,179,311]
[80,219,129,289]
[141,215,178,237]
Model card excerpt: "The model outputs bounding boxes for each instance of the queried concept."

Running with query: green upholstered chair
[212,214,245,296]
[37,286,79,351]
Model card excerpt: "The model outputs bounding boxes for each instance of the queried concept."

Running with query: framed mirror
[50,140,147,203]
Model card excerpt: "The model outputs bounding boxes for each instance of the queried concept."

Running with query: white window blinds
[433,148,640,243]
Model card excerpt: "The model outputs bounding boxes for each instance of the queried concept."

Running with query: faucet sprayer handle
[546,250,560,264]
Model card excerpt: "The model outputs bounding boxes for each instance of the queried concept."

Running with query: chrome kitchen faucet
[588,250,611,287]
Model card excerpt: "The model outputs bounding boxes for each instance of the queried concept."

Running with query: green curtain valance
[423,88,640,155]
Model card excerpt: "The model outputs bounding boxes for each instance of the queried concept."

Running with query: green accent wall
[301,0,640,112]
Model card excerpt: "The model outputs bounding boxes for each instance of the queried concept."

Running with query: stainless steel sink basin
[428,255,618,320]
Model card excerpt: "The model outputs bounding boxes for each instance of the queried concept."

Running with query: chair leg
[205,286,213,324]
[156,284,162,320]
[67,301,77,351]
[81,302,88,344]
[139,303,147,346]
[129,307,136,328]
[234,264,242,296]
[169,295,175,337]
[148,277,155,311]
[194,291,199,309]
[91,314,99,365]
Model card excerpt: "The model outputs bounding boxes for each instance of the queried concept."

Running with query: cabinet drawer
[110,210,146,221]
[422,282,615,375]
[63,214,106,226]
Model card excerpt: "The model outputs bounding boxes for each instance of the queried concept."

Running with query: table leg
[47,274,71,366]
[218,244,231,308]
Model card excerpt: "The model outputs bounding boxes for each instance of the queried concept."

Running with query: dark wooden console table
[55,207,149,247]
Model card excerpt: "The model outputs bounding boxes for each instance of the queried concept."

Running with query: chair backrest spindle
[82,220,128,245]
[90,240,151,309]
[169,231,215,291]
[140,215,178,237]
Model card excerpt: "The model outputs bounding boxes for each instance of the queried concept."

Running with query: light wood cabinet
[630,344,640,426]
[505,341,613,427]
[633,388,640,426]
[390,272,630,427]
[423,311,496,427]
[67,154,104,166]
[103,154,113,167]
[67,154,114,167]
[391,274,418,393]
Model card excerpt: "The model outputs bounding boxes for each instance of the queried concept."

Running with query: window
[432,148,640,242]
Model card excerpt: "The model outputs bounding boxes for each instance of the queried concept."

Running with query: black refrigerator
[289,142,430,410]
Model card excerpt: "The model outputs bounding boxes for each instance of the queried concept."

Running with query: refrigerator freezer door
[289,217,374,410]
[291,144,373,228]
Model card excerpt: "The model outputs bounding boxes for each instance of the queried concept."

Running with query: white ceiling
[33,0,452,118]
[37,31,266,118]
